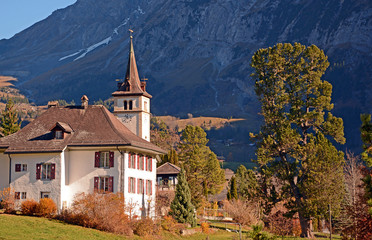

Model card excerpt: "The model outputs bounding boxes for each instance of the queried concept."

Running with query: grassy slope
[0,214,239,240]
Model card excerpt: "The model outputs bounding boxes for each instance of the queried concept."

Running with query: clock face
[122,114,133,123]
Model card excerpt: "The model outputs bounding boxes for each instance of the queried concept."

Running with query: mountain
[0,0,371,152]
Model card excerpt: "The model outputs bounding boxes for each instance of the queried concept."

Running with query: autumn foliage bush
[0,187,16,213]
[223,199,260,226]
[200,222,210,234]
[21,199,38,216]
[59,192,132,235]
[132,217,159,236]
[36,198,57,217]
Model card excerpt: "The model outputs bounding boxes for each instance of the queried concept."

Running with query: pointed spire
[113,32,152,98]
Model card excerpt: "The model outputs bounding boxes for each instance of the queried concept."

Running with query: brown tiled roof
[157,162,181,175]
[0,105,165,154]
[113,36,152,98]
[50,122,73,133]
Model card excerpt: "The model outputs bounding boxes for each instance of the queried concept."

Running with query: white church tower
[112,35,151,141]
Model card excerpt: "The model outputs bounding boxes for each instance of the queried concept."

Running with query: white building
[0,36,165,217]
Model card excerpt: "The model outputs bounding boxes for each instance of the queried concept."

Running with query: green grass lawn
[0,214,129,240]
[0,214,238,240]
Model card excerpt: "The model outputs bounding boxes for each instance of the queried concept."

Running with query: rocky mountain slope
[0,0,371,151]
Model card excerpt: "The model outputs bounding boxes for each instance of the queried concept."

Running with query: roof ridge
[99,105,130,143]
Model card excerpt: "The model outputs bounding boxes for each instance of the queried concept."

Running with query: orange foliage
[36,198,57,217]
[21,199,38,216]
[59,192,132,235]
[133,218,159,236]
[201,222,210,234]
[0,187,15,213]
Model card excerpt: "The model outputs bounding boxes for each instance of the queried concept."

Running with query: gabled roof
[49,122,73,133]
[0,105,165,154]
[112,36,152,98]
[157,162,181,175]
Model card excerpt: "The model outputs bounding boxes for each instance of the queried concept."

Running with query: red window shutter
[94,152,100,167]
[146,180,148,195]
[94,177,99,191]
[137,179,140,194]
[15,164,21,172]
[150,180,153,195]
[128,153,131,168]
[109,152,114,168]
[137,155,140,170]
[108,176,114,192]
[36,164,41,179]
[51,163,56,179]
[128,177,131,193]
[145,157,148,171]
[149,158,152,172]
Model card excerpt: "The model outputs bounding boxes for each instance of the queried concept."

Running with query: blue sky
[0,0,77,40]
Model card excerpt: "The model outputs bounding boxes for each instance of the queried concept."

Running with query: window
[41,192,50,198]
[15,164,28,172]
[146,157,152,172]
[42,163,51,180]
[128,153,136,169]
[128,177,136,193]
[94,176,113,192]
[146,180,152,195]
[139,156,144,170]
[55,130,63,139]
[36,163,55,180]
[144,101,148,112]
[15,192,27,199]
[138,179,144,194]
[129,100,133,110]
[94,152,114,168]
[100,152,110,168]
[124,100,128,110]
[21,192,27,199]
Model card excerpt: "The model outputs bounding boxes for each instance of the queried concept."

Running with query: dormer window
[49,122,73,140]
[55,130,63,139]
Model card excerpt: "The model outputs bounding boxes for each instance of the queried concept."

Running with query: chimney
[48,101,59,108]
[81,95,89,109]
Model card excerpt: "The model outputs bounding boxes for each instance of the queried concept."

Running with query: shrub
[36,198,57,217]
[200,222,210,234]
[249,224,275,240]
[161,215,177,231]
[133,218,159,236]
[224,199,259,226]
[0,187,15,213]
[59,192,132,235]
[21,199,38,216]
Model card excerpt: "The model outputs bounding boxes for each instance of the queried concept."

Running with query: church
[0,35,165,217]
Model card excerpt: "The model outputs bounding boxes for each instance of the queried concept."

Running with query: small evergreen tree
[229,176,238,200]
[0,99,21,136]
[170,168,196,227]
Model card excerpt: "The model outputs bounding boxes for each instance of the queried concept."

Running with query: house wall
[0,153,9,192]
[9,152,62,209]
[124,152,156,218]
[63,149,121,208]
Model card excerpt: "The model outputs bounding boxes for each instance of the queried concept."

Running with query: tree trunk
[299,213,314,238]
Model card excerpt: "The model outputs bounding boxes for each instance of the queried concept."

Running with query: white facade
[0,147,157,217]
[113,95,151,142]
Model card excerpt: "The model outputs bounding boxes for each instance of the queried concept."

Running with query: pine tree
[0,99,21,136]
[170,168,196,227]
[179,125,225,208]
[250,43,345,238]
[361,114,372,167]
[229,176,238,200]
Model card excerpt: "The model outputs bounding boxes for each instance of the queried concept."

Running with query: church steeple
[112,32,152,142]
[115,34,151,97]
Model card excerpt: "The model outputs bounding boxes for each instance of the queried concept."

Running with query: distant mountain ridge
[0,0,371,151]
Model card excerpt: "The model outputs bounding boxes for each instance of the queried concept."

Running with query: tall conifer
[0,99,21,136]
[170,168,196,227]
